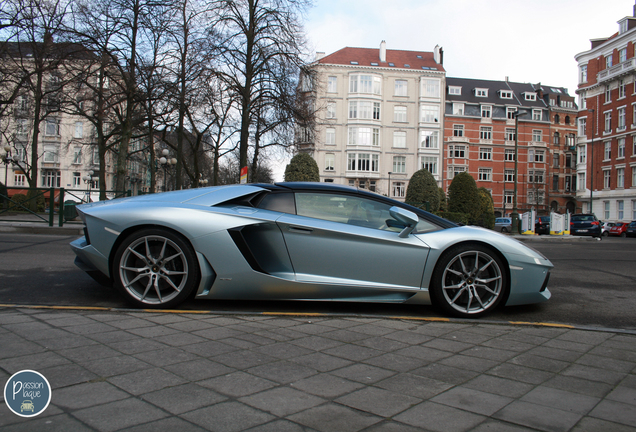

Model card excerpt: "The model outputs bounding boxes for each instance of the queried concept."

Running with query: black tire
[602,231,609,237]
[429,244,508,318]
[112,228,199,309]
[501,227,508,233]
[621,232,627,238]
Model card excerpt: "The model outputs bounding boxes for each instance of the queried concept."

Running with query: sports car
[70,182,552,318]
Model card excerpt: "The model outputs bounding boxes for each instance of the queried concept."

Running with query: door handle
[288,226,313,234]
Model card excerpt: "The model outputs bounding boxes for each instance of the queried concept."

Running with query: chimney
[379,40,386,62]
[315,52,325,61]
[434,45,440,63]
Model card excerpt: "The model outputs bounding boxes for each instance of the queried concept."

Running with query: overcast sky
[272,0,636,181]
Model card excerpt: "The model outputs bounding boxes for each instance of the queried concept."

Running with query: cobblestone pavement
[1,307,635,432]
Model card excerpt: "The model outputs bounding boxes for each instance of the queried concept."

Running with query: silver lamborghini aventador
[70,182,552,318]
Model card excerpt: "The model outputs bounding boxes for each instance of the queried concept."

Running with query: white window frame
[393,156,406,173]
[327,76,337,93]
[420,156,438,175]
[475,88,488,97]
[480,126,492,140]
[393,131,406,148]
[326,102,336,119]
[478,168,492,181]
[479,147,492,160]
[325,153,335,171]
[617,167,625,188]
[326,128,336,145]
[499,90,513,99]
[394,80,407,96]
[532,109,542,121]
[420,130,439,149]
[481,105,492,118]
[448,86,461,95]
[420,105,439,123]
[394,106,407,122]
[453,124,464,137]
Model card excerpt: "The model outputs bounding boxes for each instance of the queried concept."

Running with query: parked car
[601,222,615,237]
[70,182,553,318]
[626,221,636,237]
[535,216,550,235]
[494,217,512,233]
[569,214,602,237]
[609,222,629,237]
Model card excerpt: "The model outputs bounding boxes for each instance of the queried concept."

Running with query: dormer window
[350,61,359,65]
[499,90,512,99]
[524,93,536,101]
[449,86,461,95]
[619,18,628,34]
[370,62,378,66]
[475,88,488,97]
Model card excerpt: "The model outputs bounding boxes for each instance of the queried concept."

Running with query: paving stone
[606,385,636,406]
[0,335,48,359]
[394,345,454,363]
[39,363,99,388]
[18,328,72,341]
[252,342,313,359]
[82,354,150,377]
[349,323,397,336]
[166,319,216,332]
[198,371,277,397]
[126,325,182,338]
[142,383,227,414]
[442,329,494,345]
[212,348,278,369]
[57,344,122,363]
[105,317,156,330]
[524,345,582,362]
[244,419,316,432]
[240,386,325,416]
[557,329,613,345]
[142,314,193,325]
[362,421,426,432]
[356,336,410,352]
[322,344,383,362]
[431,386,513,416]
[570,416,636,432]
[422,337,474,353]
[124,416,209,432]
[52,381,129,409]
[108,367,187,395]
[542,375,614,398]
[509,352,570,373]
[133,347,199,367]
[394,401,486,432]
[0,413,94,432]
[375,373,452,399]
[336,386,421,417]
[291,373,364,398]
[561,364,626,385]
[575,353,636,373]
[330,363,396,384]
[288,335,345,351]
[37,334,97,351]
[192,326,245,340]
[291,351,353,372]
[72,398,168,432]
[470,419,540,432]
[363,352,429,373]
[179,339,238,357]
[163,358,234,381]
[3,321,55,337]
[411,362,481,385]
[287,402,381,432]
[182,401,275,432]
[438,353,499,373]
[384,330,434,345]
[463,375,534,399]
[152,332,207,347]
[106,337,168,355]
[493,400,582,432]
[589,399,636,427]
[85,329,141,344]
[40,315,98,328]
[588,345,636,363]
[520,385,600,415]
[487,362,553,385]
[461,345,518,362]
[321,329,373,343]
[0,312,36,325]
[542,339,594,353]
[0,350,70,371]
[63,322,119,335]
[248,359,318,384]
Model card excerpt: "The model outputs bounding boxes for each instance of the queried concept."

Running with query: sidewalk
[1,306,635,431]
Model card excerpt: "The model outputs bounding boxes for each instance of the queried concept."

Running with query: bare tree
[210,0,310,182]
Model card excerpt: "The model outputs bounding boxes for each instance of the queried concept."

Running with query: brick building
[575,4,636,222]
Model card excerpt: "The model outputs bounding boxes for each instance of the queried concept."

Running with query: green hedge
[434,211,470,225]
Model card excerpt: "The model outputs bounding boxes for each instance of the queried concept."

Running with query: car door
[276,192,430,297]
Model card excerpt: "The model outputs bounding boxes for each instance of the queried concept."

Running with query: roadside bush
[448,172,480,224]
[434,211,470,225]
[9,193,28,211]
[474,187,495,229]
[405,169,440,212]
[284,152,320,182]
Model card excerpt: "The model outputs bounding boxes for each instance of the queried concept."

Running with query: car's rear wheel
[621,232,627,238]
[602,231,609,237]
[501,227,508,233]
[429,244,507,318]
[112,228,199,308]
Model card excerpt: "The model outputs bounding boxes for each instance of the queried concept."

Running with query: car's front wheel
[112,228,199,308]
[429,244,507,318]
[602,231,609,237]
[621,232,627,238]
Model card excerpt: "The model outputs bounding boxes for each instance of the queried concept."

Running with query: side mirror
[389,206,418,238]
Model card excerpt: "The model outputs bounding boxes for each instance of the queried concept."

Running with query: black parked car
[570,214,602,237]
[626,221,636,237]
[535,216,550,235]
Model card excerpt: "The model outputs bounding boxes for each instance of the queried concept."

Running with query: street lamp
[2,144,13,187]
[511,110,527,234]
[83,169,94,202]
[198,176,208,188]
[158,149,176,191]
[588,108,595,215]
[388,171,392,197]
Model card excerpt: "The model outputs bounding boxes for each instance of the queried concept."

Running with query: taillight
[591,221,599,226]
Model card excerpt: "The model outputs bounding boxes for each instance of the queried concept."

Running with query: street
[1,233,635,330]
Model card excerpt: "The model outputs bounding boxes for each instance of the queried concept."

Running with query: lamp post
[198,176,208,188]
[83,169,94,202]
[2,145,13,187]
[588,108,595,215]
[511,110,527,234]
[158,149,176,191]
[388,171,392,197]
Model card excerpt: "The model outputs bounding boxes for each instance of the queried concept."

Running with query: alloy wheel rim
[119,235,188,304]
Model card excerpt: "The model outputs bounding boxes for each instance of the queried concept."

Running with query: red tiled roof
[318,47,444,72]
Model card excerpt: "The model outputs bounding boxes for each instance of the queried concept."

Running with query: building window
[393,131,406,148]
[395,80,407,96]
[325,153,335,171]
[394,106,407,122]
[481,105,492,118]
[578,118,587,136]
[506,107,517,119]
[44,119,59,136]
[41,170,61,187]
[529,170,544,183]
[349,74,381,95]
[72,147,82,164]
[553,174,559,191]
[452,103,464,116]
[453,124,464,137]
[532,109,542,121]
[499,90,512,99]
[606,55,613,69]
[553,132,560,145]
[604,169,611,188]
[349,101,380,120]
[504,191,513,204]
[618,138,625,158]
[327,76,337,93]
[505,149,515,161]
[43,145,58,163]
[420,156,438,175]
[566,154,572,168]
[604,141,611,160]
[420,130,439,149]
[505,128,515,141]
[618,107,626,129]
[505,170,515,182]
[618,200,624,219]
[74,122,83,139]
[604,112,611,133]
[578,172,586,191]
[478,168,492,181]
[475,88,488,97]
[347,153,379,172]
[452,166,466,177]
[619,79,626,98]
[525,93,536,101]
[15,173,26,186]
[617,167,626,188]
[420,105,439,123]
[553,153,560,168]
[633,200,636,219]
[480,126,492,140]
[348,127,380,146]
[392,182,405,198]
[326,128,335,145]
[479,147,492,160]
[448,145,466,158]
[393,156,406,173]
[422,79,440,98]
[73,172,81,187]
[326,102,336,119]
[532,130,542,142]
[605,86,611,103]
[580,65,587,83]
[578,145,587,164]
[448,86,461,95]
[603,201,610,220]
[534,150,545,162]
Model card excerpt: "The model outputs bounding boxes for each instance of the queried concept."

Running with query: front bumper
[70,236,112,286]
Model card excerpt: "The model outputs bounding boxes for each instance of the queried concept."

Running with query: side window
[257,192,296,214]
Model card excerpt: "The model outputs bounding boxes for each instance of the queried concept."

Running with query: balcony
[597,58,635,84]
